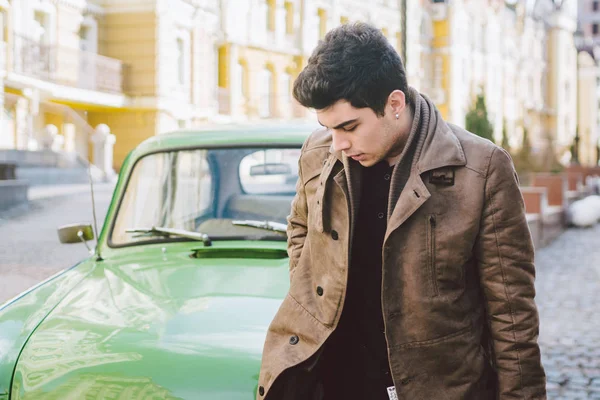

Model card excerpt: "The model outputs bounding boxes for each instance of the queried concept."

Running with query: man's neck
[385,108,415,167]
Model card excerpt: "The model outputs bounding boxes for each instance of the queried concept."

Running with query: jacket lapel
[314,153,338,233]
[384,173,430,242]
[323,147,362,237]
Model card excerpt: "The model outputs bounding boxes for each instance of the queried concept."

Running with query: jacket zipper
[428,214,439,297]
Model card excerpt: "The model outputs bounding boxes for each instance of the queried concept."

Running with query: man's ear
[387,89,408,116]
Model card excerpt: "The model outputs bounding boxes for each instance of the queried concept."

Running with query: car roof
[133,122,320,157]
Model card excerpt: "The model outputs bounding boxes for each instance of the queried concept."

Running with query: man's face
[316,100,401,167]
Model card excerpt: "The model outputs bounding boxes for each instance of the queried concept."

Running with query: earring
[395,113,399,119]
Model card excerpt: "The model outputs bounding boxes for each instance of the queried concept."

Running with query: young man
[257,22,546,400]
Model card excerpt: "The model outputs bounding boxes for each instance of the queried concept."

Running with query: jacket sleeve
[474,147,547,399]
[287,150,308,280]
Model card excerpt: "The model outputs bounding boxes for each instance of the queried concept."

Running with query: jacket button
[331,230,339,240]
[289,335,299,345]
[316,286,324,296]
[259,386,265,396]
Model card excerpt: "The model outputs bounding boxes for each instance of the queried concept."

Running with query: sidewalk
[0,182,116,224]
[28,183,106,201]
[0,182,114,303]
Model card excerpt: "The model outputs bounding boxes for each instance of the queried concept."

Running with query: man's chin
[356,156,381,167]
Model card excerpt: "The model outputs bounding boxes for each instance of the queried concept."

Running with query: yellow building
[425,0,586,168]
[215,0,402,122]
[0,0,220,170]
[0,0,405,171]
[216,0,305,121]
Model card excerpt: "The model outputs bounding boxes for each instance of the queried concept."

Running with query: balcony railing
[12,34,126,94]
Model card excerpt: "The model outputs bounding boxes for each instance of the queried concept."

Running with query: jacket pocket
[388,325,490,400]
[426,214,439,297]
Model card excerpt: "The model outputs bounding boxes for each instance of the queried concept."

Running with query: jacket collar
[321,88,467,239]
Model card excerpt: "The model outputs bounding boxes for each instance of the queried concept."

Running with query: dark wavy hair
[293,22,410,117]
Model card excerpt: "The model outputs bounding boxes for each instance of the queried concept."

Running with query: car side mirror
[57,224,94,244]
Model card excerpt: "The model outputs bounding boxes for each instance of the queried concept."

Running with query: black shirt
[321,160,395,400]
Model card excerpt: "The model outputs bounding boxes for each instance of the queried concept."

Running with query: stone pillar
[22,88,40,150]
[14,98,28,150]
[62,123,76,153]
[91,124,116,181]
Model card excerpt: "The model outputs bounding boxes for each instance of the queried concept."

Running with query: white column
[15,97,28,150]
[91,124,117,182]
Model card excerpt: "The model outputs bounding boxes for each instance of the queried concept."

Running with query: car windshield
[110,147,301,246]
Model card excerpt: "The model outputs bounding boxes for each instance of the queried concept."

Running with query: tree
[465,94,495,142]
[501,119,510,151]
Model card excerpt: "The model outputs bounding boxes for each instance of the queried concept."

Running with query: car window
[111,150,212,245]
[239,149,300,194]
[110,147,301,246]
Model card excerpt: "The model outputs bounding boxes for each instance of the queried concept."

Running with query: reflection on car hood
[11,242,290,400]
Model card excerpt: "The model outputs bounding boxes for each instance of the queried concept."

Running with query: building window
[78,26,89,48]
[280,71,291,106]
[594,23,599,35]
[267,0,276,32]
[318,8,327,39]
[176,37,185,85]
[285,2,294,34]
[594,1,599,11]
[33,11,50,43]
[235,59,249,99]
[260,67,273,118]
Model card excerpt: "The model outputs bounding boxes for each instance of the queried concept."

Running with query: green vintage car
[0,124,317,400]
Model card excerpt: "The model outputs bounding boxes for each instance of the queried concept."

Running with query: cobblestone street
[536,224,600,399]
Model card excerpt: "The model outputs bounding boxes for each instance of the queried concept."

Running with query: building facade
[1,0,596,171]
[0,0,403,169]
[579,0,600,43]
[424,0,593,166]
[0,0,220,169]
[577,48,600,166]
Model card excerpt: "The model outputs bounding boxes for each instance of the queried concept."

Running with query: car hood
[11,242,290,400]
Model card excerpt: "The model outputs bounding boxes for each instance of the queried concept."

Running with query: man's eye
[343,126,357,132]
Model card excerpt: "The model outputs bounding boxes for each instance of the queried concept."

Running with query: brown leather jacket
[257,88,546,400]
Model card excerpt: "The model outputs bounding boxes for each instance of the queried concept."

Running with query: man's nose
[331,131,351,152]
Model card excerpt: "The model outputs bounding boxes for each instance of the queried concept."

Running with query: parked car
[0,124,317,400]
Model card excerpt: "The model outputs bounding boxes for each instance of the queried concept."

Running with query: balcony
[12,34,127,94]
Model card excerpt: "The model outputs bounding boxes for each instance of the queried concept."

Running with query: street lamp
[573,26,584,165]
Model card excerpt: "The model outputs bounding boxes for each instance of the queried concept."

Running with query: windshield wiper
[232,220,287,233]
[126,226,212,246]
